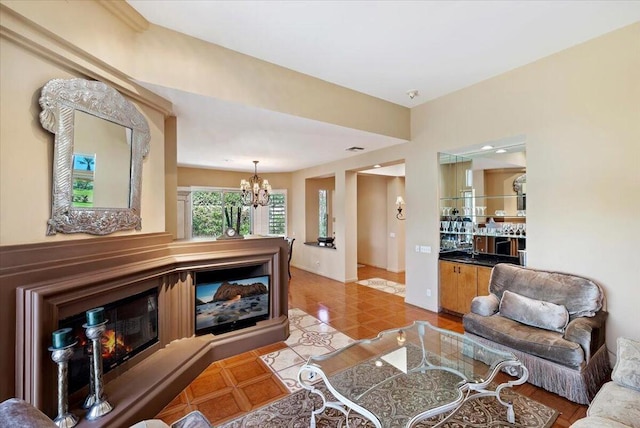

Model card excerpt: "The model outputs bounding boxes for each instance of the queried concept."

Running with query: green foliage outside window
[319,189,328,237]
[192,190,252,237]
[192,189,286,238]
[192,191,223,237]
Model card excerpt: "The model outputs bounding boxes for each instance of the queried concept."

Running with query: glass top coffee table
[297,321,528,428]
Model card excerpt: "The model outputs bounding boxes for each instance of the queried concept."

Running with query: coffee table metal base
[296,322,530,427]
[298,346,528,427]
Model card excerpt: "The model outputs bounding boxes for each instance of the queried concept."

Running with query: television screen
[195,274,269,335]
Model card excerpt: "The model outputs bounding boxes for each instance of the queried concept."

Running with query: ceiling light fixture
[481,145,494,150]
[496,149,507,154]
[374,164,382,168]
[346,146,365,152]
[240,160,271,208]
[406,90,419,100]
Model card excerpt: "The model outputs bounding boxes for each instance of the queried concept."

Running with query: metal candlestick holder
[82,342,96,409]
[49,342,79,428]
[82,320,113,420]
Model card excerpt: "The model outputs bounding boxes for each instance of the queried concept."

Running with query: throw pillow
[612,337,640,391]
[499,290,569,333]
[471,293,500,316]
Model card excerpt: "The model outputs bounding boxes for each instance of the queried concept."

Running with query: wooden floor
[157,265,587,426]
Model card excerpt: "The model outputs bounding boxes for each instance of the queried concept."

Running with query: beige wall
[387,177,406,273]
[355,173,406,272]
[178,166,292,191]
[357,174,389,269]
[407,23,640,353]
[0,25,168,244]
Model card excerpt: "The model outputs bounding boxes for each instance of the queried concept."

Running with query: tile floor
[356,277,406,297]
[156,265,587,427]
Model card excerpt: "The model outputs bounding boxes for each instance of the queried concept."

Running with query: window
[190,188,286,238]
[267,193,286,235]
[191,190,250,238]
[319,189,328,238]
[251,191,287,236]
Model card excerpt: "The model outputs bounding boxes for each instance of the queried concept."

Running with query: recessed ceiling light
[373,164,381,168]
[346,146,365,152]
[481,145,494,150]
[496,149,507,154]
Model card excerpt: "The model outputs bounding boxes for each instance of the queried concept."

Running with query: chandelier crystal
[240,160,271,208]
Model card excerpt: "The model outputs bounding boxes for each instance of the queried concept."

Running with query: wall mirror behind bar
[39,78,150,235]
[439,139,526,256]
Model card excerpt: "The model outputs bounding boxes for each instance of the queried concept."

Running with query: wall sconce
[396,196,405,220]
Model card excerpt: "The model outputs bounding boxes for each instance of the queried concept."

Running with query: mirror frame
[39,78,150,235]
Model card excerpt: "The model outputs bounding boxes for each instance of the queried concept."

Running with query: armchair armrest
[563,311,608,363]
[470,293,499,316]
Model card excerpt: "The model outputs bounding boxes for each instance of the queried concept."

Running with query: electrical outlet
[427,289,432,297]
[420,246,431,253]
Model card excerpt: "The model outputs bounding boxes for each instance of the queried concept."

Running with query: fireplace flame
[102,329,132,358]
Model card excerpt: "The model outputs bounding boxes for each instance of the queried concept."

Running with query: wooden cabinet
[439,261,478,315]
[477,266,492,296]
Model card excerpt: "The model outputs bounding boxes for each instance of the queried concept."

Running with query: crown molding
[0,3,171,116]
[97,0,149,33]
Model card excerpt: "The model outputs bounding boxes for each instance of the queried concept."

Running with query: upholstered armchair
[463,263,611,404]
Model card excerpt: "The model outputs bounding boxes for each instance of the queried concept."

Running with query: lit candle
[52,327,73,349]
[86,307,105,326]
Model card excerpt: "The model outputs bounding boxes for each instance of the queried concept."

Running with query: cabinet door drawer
[477,266,492,296]
[439,261,459,312]
[457,264,477,314]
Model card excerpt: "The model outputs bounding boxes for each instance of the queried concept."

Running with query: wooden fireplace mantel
[0,232,289,427]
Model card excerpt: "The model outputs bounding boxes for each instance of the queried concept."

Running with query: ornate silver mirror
[513,174,526,210]
[39,78,150,235]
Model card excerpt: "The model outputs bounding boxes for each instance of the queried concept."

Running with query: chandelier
[240,160,271,208]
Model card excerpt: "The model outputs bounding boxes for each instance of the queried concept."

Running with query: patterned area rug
[356,278,405,297]
[260,308,354,392]
[219,381,559,428]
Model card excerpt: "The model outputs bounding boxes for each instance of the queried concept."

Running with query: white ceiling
[128,1,640,173]
[136,82,407,173]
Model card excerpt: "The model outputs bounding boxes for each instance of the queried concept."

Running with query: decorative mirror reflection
[439,142,526,256]
[39,78,150,235]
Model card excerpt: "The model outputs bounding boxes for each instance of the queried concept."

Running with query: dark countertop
[304,241,336,249]
[439,250,521,268]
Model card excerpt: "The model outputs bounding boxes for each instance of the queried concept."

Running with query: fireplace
[6,233,289,426]
[58,288,159,396]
